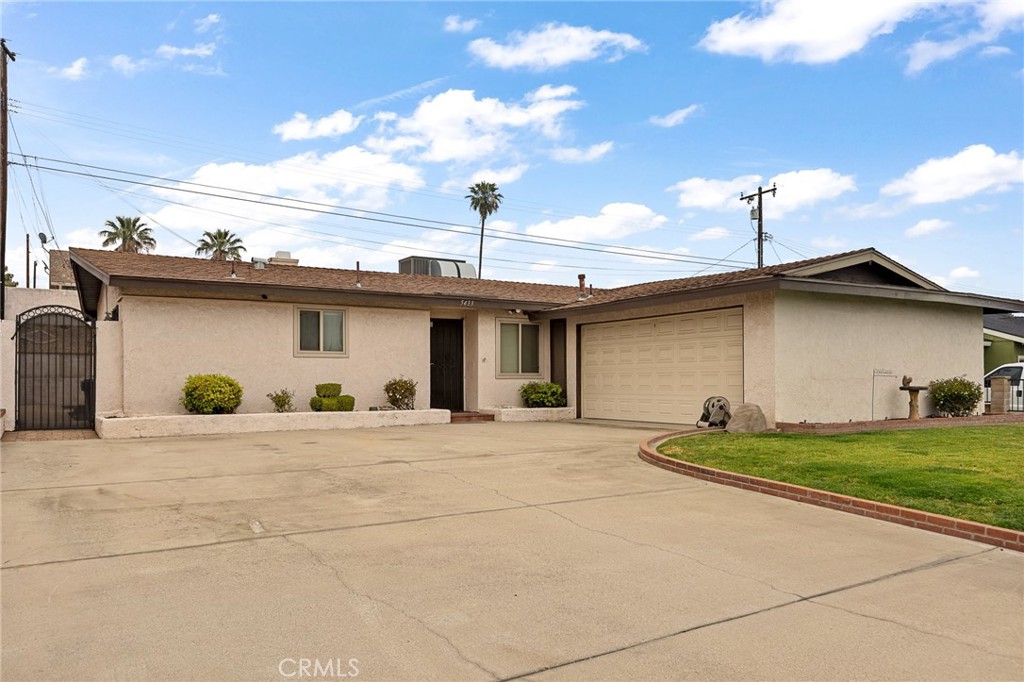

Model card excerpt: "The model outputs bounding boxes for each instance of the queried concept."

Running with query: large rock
[726,403,769,434]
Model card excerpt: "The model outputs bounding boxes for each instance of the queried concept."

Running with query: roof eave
[777,278,1024,312]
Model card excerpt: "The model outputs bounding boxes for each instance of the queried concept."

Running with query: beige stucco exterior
[773,291,983,423]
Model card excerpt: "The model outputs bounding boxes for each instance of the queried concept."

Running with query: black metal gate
[14,305,96,430]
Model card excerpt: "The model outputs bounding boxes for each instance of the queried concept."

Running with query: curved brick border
[639,430,1024,553]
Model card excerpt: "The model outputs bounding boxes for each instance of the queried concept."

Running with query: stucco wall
[1,288,83,431]
[774,291,983,423]
[117,295,431,415]
[472,309,551,409]
[563,291,776,423]
[95,321,124,415]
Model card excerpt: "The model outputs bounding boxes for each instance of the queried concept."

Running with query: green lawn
[657,425,1024,530]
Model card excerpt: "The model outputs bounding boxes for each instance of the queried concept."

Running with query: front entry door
[430,319,464,412]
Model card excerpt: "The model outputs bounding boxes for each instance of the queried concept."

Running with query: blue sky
[3,1,1023,298]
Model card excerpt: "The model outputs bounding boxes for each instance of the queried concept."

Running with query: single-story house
[984,313,1024,372]
[4,246,1022,433]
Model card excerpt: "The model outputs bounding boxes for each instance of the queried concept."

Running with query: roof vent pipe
[356,261,362,288]
[578,274,587,300]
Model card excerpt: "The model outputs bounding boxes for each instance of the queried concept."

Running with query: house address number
[460,300,475,307]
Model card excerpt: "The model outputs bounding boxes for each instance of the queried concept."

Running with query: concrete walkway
[1,422,1021,681]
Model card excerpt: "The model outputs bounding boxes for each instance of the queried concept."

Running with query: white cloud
[365,86,584,163]
[550,141,613,163]
[355,77,448,110]
[110,54,149,76]
[668,174,762,211]
[881,144,1023,205]
[699,0,925,64]
[273,109,364,141]
[906,1,1024,74]
[668,168,855,217]
[769,168,857,216]
[531,260,558,272]
[467,164,529,186]
[980,45,1013,57]
[691,227,731,241]
[157,42,217,59]
[649,104,700,128]
[811,236,848,250]
[526,203,667,242]
[444,15,479,33]
[468,22,646,71]
[931,265,982,288]
[50,57,88,80]
[905,218,952,238]
[195,14,221,34]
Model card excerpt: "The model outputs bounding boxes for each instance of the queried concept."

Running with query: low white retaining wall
[479,407,576,422]
[95,409,451,439]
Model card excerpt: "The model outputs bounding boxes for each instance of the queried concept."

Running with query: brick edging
[777,413,1024,435]
[638,430,1023,553]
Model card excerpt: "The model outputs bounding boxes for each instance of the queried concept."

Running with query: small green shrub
[267,388,295,413]
[929,375,983,417]
[384,376,417,410]
[519,381,567,408]
[315,383,342,398]
[181,374,243,415]
[310,395,356,412]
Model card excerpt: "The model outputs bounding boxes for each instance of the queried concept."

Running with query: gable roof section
[70,248,581,319]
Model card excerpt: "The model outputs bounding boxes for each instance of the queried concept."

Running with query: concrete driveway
[2,422,1021,681]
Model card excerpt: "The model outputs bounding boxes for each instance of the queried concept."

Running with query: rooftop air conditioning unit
[398,256,476,278]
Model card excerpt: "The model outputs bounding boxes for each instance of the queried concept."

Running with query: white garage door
[581,308,743,423]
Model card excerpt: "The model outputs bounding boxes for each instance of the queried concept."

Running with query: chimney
[268,250,299,266]
[578,273,588,300]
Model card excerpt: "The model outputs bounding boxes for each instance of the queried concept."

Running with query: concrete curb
[638,430,1024,553]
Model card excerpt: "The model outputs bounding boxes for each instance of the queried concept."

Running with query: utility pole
[0,39,14,318]
[740,183,776,269]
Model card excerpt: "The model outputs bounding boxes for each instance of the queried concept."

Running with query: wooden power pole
[0,39,14,318]
[740,184,776,269]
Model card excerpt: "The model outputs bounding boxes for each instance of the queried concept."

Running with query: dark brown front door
[430,319,464,412]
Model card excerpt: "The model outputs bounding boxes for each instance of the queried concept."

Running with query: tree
[466,181,503,279]
[3,264,16,287]
[99,216,156,253]
[194,229,246,261]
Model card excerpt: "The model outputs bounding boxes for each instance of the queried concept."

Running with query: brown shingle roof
[69,248,583,305]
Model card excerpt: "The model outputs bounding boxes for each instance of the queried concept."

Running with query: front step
[450,412,495,424]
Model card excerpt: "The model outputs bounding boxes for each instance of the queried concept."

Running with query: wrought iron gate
[14,305,96,430]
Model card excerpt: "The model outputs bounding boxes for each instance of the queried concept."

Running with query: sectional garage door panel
[581,308,743,423]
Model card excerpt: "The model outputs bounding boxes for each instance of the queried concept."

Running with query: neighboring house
[5,246,1021,433]
[984,313,1024,372]
[48,250,77,290]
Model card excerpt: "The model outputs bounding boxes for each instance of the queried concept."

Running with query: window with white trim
[295,307,347,356]
[498,321,540,375]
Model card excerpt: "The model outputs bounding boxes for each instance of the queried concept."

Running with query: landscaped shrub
[519,381,567,408]
[310,382,354,412]
[315,383,342,398]
[383,376,417,410]
[928,375,983,417]
[181,374,243,415]
[266,388,295,413]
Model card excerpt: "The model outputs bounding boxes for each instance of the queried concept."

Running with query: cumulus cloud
[157,42,217,59]
[905,218,952,238]
[365,85,584,163]
[699,0,924,64]
[550,141,613,163]
[668,169,856,217]
[110,54,149,76]
[881,145,1023,205]
[526,203,668,242]
[195,14,221,34]
[273,109,364,141]
[466,164,529,186]
[468,22,646,70]
[649,105,700,128]
[50,57,88,80]
[444,15,479,33]
[980,45,1013,57]
[811,236,848,249]
[690,227,731,241]
[931,264,981,288]
[906,1,1024,74]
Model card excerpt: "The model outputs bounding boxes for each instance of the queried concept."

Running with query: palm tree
[194,229,246,261]
[99,216,156,253]
[466,181,503,279]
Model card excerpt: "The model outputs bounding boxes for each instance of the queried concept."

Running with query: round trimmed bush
[928,375,983,417]
[519,381,567,408]
[181,374,243,414]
